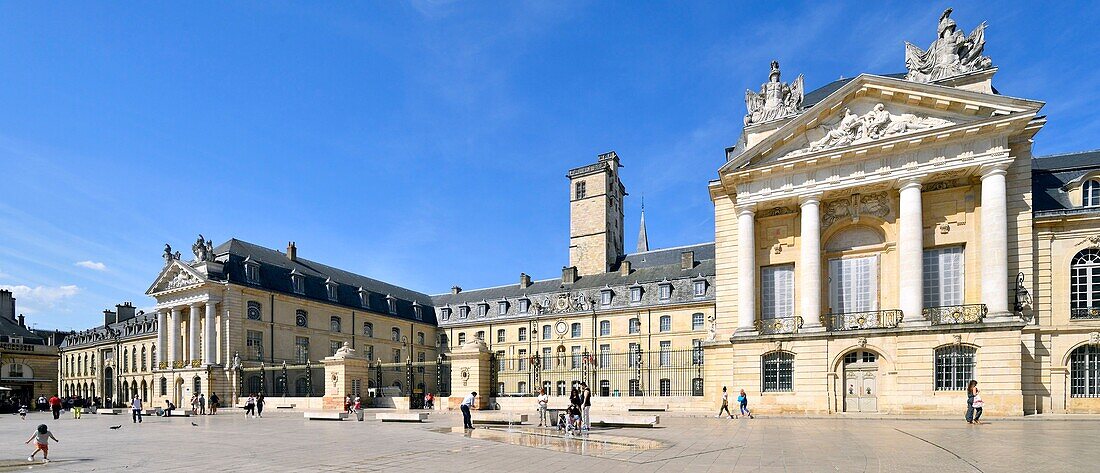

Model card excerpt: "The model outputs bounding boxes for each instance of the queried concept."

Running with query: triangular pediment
[146,260,208,295]
[721,74,1044,175]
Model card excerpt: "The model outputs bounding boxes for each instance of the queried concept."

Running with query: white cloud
[0,284,81,314]
[74,260,107,271]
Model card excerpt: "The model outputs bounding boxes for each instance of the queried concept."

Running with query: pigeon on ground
[109,425,122,430]
[191,422,198,426]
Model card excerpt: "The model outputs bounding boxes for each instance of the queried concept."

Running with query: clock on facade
[295,312,308,327]
[555,321,568,335]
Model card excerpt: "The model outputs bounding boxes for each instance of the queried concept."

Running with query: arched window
[159,377,168,396]
[934,345,976,391]
[1071,249,1100,318]
[599,320,611,336]
[330,316,342,333]
[141,346,147,372]
[193,376,201,396]
[132,349,137,372]
[391,327,401,342]
[628,318,641,334]
[295,377,311,396]
[762,351,794,392]
[1085,179,1100,207]
[1070,344,1100,397]
[151,345,157,368]
[659,315,671,332]
[141,380,148,402]
[123,349,129,373]
[363,322,374,338]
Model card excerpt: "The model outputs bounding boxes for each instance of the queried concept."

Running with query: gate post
[448,338,491,410]
[321,342,368,411]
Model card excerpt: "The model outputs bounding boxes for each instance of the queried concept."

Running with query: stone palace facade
[56,8,1100,415]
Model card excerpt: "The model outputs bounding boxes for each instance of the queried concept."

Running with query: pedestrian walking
[344,395,352,414]
[37,396,46,412]
[131,394,143,424]
[190,394,199,415]
[209,392,220,415]
[536,388,549,427]
[199,393,206,415]
[353,396,364,421]
[581,382,592,431]
[71,396,83,419]
[966,380,984,424]
[717,386,734,419]
[19,405,28,421]
[256,393,265,418]
[460,391,477,430]
[25,424,58,464]
[48,396,60,420]
[738,389,753,419]
[245,394,256,418]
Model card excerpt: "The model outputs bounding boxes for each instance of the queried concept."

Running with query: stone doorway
[842,350,878,413]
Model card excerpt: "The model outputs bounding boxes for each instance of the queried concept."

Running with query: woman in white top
[536,388,550,427]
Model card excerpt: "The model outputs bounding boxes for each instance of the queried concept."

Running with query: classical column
[157,310,167,368]
[898,180,925,324]
[170,306,183,366]
[800,194,823,331]
[980,166,1010,317]
[189,303,201,364]
[736,206,757,334]
[204,302,216,366]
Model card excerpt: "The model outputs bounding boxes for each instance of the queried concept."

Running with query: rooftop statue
[192,234,214,262]
[744,61,803,126]
[905,8,992,83]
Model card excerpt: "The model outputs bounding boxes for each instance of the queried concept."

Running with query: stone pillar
[800,194,823,331]
[321,343,371,411]
[980,166,1010,318]
[157,310,168,368]
[736,206,757,334]
[204,303,216,366]
[189,303,201,364]
[898,180,926,325]
[448,339,491,410]
[170,306,182,366]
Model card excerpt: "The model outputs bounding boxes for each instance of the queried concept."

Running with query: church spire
[637,197,649,253]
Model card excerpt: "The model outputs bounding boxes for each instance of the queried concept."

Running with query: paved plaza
[0,409,1096,472]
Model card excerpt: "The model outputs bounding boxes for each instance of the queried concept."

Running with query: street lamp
[111,328,122,408]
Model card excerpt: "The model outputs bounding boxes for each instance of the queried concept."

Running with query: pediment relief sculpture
[905,8,992,83]
[744,61,803,126]
[785,104,954,159]
[822,192,891,230]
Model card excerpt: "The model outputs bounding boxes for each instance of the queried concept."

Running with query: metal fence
[238,360,323,397]
[491,348,704,398]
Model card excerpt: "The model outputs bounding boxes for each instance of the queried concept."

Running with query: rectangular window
[330,340,342,356]
[245,264,259,284]
[659,341,671,366]
[630,287,642,302]
[923,246,964,308]
[575,181,586,200]
[247,330,264,361]
[828,256,878,314]
[628,318,640,334]
[628,343,640,367]
[440,308,451,321]
[497,329,505,343]
[518,328,527,342]
[659,316,671,332]
[761,264,795,319]
[571,346,582,369]
[762,352,794,392]
[498,302,508,315]
[291,275,305,295]
[692,313,705,330]
[327,284,338,301]
[692,339,704,365]
[519,299,530,313]
[935,345,976,391]
[659,284,672,300]
[660,378,671,397]
[394,348,402,365]
[542,325,551,340]
[571,322,581,338]
[600,290,612,307]
[599,344,611,367]
[366,345,374,362]
[693,280,706,297]
[295,336,309,364]
[478,305,488,317]
[459,307,469,319]
[458,333,466,345]
[599,320,610,336]
[518,349,527,371]
[542,347,552,370]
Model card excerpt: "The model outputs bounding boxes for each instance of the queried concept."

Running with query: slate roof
[1032,149,1100,213]
[801,73,908,110]
[431,242,715,307]
[211,239,437,324]
[0,316,44,344]
[59,312,158,348]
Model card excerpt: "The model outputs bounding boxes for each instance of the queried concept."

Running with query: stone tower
[568,151,626,276]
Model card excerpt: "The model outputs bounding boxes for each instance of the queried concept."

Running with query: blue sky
[1,1,1097,330]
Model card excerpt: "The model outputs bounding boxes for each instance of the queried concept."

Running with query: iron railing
[491,348,704,398]
[824,309,903,331]
[1070,308,1100,320]
[755,316,803,335]
[238,360,321,397]
[925,304,987,325]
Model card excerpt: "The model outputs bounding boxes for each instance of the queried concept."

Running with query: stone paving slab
[1,409,1097,471]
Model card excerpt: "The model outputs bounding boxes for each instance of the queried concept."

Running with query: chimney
[620,260,632,276]
[0,289,14,321]
[116,302,137,322]
[287,241,297,262]
[519,273,532,289]
[103,309,118,326]
[562,266,578,285]
[18,314,25,327]
[681,251,695,270]
[451,286,462,295]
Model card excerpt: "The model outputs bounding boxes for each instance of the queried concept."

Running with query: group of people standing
[717,386,753,419]
[533,383,592,433]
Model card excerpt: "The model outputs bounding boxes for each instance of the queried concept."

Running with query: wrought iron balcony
[925,304,987,325]
[755,316,803,335]
[1070,308,1100,320]
[824,309,903,331]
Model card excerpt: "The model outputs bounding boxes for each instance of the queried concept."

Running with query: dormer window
[440,308,451,321]
[386,295,397,314]
[413,303,423,321]
[326,279,338,301]
[659,283,673,301]
[358,288,369,308]
[477,303,489,317]
[518,298,530,314]
[693,280,707,298]
[600,290,613,307]
[244,258,260,284]
[290,271,305,295]
[459,306,469,319]
[1086,179,1100,207]
[498,301,509,315]
[630,286,643,303]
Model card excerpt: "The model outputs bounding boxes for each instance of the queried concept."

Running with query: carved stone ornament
[1090,332,1100,345]
[460,367,470,386]
[857,337,868,348]
[787,104,954,158]
[924,180,956,192]
[1076,236,1100,249]
[774,341,783,351]
[331,372,339,388]
[162,243,180,265]
[744,61,804,126]
[165,269,199,290]
[705,314,718,342]
[938,223,951,234]
[192,234,215,262]
[764,206,796,217]
[821,192,891,229]
[905,8,993,83]
[952,334,963,345]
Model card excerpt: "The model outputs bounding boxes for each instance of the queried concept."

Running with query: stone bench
[591,415,660,427]
[627,406,667,412]
[471,412,527,425]
[376,412,428,422]
[305,411,348,421]
[275,404,296,409]
[98,408,126,415]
